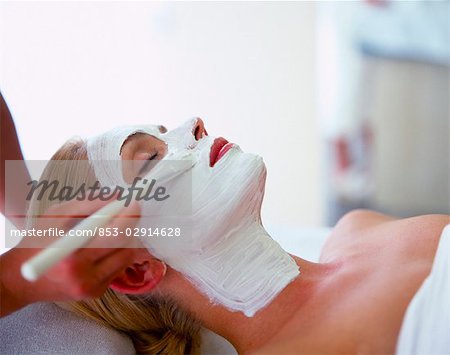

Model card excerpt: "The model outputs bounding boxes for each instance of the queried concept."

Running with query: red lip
[210,137,234,167]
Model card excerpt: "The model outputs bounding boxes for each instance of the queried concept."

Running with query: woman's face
[93,119,297,314]
[119,118,239,183]
[89,117,266,276]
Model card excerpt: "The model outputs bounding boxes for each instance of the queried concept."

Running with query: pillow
[0,302,134,354]
[0,302,237,354]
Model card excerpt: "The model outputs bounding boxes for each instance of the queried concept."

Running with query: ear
[110,258,166,295]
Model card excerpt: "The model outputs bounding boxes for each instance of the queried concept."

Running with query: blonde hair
[27,138,201,355]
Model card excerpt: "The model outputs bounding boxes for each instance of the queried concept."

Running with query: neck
[161,224,337,353]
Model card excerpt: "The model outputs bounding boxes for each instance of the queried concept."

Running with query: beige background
[367,58,449,216]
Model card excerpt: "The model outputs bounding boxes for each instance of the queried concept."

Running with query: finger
[45,194,118,217]
[38,196,120,231]
[73,201,142,263]
[45,247,135,295]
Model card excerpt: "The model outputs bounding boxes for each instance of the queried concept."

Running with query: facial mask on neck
[86,118,300,317]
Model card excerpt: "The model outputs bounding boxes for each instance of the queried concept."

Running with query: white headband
[86,125,161,187]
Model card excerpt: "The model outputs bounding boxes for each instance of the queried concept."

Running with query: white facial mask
[87,118,300,317]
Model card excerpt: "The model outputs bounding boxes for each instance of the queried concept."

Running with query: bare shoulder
[333,209,397,231]
[251,326,354,355]
[254,213,450,354]
[327,209,449,242]
[320,210,449,262]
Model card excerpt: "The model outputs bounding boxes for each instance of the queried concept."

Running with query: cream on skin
[87,118,300,317]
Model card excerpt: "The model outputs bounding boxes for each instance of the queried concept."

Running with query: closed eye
[138,152,158,175]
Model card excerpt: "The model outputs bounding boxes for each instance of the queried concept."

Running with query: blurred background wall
[1,1,448,251]
[369,58,449,217]
[317,0,449,225]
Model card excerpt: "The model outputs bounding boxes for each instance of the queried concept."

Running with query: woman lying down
[27,118,449,354]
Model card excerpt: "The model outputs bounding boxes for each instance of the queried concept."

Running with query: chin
[217,151,267,220]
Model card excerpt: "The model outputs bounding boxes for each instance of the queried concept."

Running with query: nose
[193,118,208,141]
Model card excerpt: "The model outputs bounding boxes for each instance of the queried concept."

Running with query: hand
[0,198,165,317]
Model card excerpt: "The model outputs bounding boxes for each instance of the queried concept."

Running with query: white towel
[396,224,450,355]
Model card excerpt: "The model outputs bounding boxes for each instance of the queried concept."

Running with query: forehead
[119,125,167,150]
[121,130,165,150]
[114,124,163,139]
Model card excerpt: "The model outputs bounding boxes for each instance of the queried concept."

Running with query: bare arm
[0,92,31,228]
